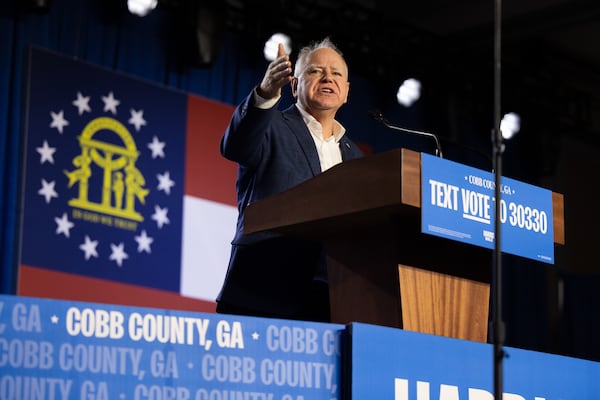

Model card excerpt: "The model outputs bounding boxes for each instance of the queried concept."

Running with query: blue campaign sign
[421,153,555,264]
[0,294,343,399]
[349,323,600,399]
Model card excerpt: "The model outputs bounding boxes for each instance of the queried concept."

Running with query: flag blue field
[18,47,238,311]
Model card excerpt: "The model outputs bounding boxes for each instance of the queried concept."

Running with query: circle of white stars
[37,90,179,268]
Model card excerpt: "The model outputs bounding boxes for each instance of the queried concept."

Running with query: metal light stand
[491,0,505,399]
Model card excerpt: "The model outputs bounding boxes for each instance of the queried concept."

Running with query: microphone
[368,109,443,158]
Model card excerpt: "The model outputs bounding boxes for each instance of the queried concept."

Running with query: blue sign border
[349,322,600,399]
[421,153,554,264]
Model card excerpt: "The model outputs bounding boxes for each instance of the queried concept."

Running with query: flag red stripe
[185,94,237,206]
[18,265,216,313]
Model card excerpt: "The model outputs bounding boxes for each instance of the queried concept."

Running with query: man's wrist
[253,87,280,109]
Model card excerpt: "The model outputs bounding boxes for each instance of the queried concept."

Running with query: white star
[157,171,175,195]
[151,205,170,229]
[252,332,260,340]
[38,179,58,203]
[72,91,91,115]
[128,109,147,132]
[109,242,128,267]
[36,140,56,164]
[101,91,120,114]
[49,110,69,134]
[55,212,74,238]
[147,135,166,158]
[79,235,99,260]
[51,315,59,324]
[134,230,154,253]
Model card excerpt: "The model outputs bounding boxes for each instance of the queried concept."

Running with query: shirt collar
[295,103,346,141]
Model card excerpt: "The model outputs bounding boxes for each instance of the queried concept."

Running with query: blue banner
[3,295,598,400]
[349,323,600,399]
[0,295,343,399]
[421,153,555,264]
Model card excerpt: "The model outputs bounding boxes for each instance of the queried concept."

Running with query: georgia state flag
[18,47,238,312]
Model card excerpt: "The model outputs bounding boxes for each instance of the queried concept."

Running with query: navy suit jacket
[216,91,364,317]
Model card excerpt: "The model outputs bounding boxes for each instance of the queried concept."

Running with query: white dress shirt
[253,90,346,172]
[295,103,345,172]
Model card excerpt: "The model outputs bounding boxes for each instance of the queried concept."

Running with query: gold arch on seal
[65,116,148,221]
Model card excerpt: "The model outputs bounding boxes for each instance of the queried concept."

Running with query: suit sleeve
[220,91,281,168]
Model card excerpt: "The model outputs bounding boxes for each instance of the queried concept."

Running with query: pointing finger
[277,43,286,58]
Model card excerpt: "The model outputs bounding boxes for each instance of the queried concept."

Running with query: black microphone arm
[368,109,443,158]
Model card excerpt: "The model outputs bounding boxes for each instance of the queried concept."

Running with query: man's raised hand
[257,43,292,99]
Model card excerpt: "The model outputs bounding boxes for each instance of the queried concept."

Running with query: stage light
[396,78,421,107]
[500,112,521,139]
[263,33,292,61]
[127,0,157,17]
[21,0,53,13]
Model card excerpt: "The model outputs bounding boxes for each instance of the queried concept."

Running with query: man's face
[292,48,349,115]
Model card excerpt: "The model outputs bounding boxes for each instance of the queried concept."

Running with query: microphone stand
[491,0,505,398]
[368,110,444,158]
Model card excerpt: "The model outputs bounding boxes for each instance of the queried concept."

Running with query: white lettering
[128,313,210,345]
[134,384,190,400]
[12,303,41,332]
[58,344,142,375]
[461,189,491,223]
[65,307,125,339]
[265,325,319,354]
[193,389,274,400]
[201,354,256,383]
[394,378,547,400]
[216,320,244,349]
[260,359,334,389]
[0,338,53,369]
[429,179,459,211]
[0,375,72,400]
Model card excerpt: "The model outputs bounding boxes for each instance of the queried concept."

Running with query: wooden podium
[244,148,565,343]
